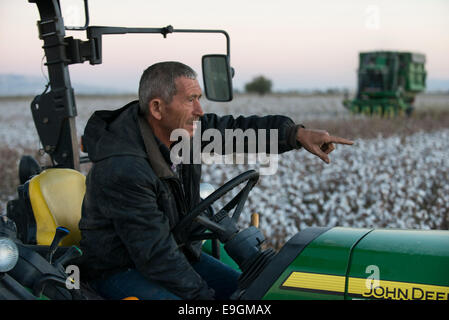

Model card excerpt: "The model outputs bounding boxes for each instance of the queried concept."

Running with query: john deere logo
[361,282,449,300]
[281,271,449,300]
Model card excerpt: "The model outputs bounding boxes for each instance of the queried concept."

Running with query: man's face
[161,76,204,137]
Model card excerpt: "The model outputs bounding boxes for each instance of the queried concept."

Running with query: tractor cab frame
[29,0,234,171]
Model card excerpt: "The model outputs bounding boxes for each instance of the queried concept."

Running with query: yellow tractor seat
[27,168,86,247]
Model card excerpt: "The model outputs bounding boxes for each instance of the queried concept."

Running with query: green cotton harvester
[343,51,426,117]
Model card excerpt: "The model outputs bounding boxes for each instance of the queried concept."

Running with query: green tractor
[343,51,427,117]
[1,1,448,302]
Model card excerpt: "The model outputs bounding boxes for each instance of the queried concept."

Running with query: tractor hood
[240,227,449,300]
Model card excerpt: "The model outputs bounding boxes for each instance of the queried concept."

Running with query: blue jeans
[91,252,241,300]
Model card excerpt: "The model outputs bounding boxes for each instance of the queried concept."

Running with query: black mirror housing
[202,54,233,102]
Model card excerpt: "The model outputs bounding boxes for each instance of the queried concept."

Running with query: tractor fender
[258,227,449,300]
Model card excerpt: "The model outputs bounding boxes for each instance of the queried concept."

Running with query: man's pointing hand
[296,127,354,164]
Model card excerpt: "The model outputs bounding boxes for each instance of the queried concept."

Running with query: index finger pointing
[327,135,354,145]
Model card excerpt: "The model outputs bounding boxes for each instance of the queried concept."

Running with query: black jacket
[78,100,301,299]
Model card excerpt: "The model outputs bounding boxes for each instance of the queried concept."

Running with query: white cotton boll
[404,199,415,208]
[299,221,308,231]
[415,210,428,220]
[317,213,327,225]
[303,193,319,202]
[322,200,332,212]
[328,216,338,226]
[346,189,358,199]
[308,203,319,214]
[336,207,345,217]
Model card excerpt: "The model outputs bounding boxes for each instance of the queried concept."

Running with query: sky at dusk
[1,0,448,92]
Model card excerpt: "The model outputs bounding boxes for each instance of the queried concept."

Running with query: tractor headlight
[0,237,19,272]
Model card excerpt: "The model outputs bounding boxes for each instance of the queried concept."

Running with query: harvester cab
[1,1,449,301]
[343,51,427,117]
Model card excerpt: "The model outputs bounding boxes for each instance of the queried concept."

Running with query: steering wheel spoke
[196,215,227,234]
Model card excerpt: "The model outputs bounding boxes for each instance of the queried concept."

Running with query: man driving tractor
[78,61,354,300]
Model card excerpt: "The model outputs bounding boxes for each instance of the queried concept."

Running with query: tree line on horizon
[243,75,352,96]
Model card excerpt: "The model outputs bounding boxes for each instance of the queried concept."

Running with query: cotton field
[201,129,449,248]
[0,93,448,248]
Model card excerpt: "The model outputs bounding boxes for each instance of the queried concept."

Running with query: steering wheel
[173,170,259,245]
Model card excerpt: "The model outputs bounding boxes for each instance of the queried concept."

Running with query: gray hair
[138,61,197,116]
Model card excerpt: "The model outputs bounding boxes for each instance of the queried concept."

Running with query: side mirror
[202,54,233,102]
[60,0,90,30]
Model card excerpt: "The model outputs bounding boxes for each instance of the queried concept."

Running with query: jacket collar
[137,114,176,179]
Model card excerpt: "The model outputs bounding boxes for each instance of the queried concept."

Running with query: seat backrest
[28,169,86,246]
